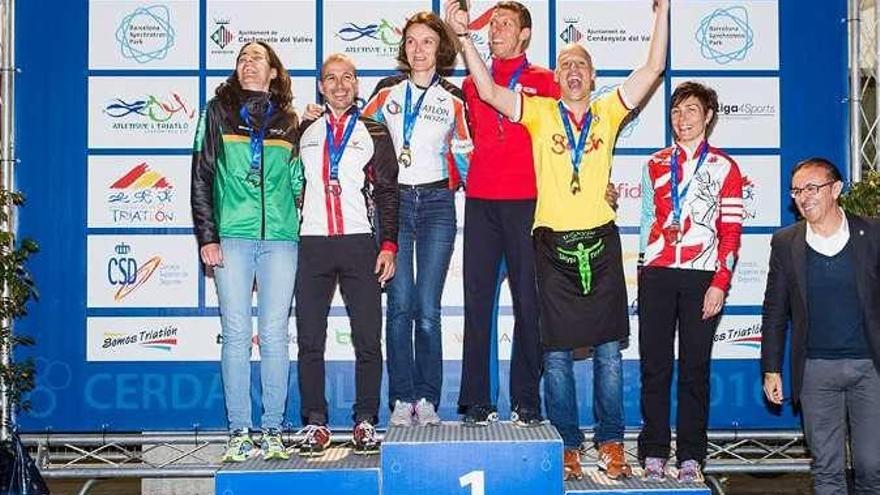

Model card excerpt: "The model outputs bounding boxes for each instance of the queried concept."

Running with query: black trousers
[637,267,719,463]
[458,198,543,412]
[296,234,382,426]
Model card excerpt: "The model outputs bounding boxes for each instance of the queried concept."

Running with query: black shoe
[462,405,498,427]
[511,407,545,427]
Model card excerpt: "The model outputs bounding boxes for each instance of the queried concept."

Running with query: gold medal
[570,172,581,195]
[398,146,412,168]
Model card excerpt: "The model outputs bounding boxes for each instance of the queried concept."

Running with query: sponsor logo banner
[727,234,771,306]
[713,315,762,359]
[87,318,222,361]
[323,1,413,71]
[595,78,666,150]
[672,0,779,70]
[87,235,198,308]
[556,1,654,70]
[610,156,649,229]
[87,155,192,228]
[89,77,199,149]
[89,1,199,69]
[736,155,781,227]
[206,0,316,70]
[672,77,779,149]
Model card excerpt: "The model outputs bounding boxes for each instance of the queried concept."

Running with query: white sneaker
[390,400,414,427]
[414,398,441,426]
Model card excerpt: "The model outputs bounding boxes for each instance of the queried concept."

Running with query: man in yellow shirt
[446,0,668,481]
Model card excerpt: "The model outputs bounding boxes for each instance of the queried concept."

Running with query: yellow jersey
[519,89,630,231]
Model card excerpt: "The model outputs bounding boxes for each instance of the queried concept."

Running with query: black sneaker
[511,407,545,427]
[462,405,498,427]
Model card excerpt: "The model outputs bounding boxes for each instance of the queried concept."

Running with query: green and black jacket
[191,93,302,246]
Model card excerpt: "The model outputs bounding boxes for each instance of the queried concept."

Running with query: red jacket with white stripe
[638,142,744,292]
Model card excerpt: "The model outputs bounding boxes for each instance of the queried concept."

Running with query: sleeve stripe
[721,215,743,223]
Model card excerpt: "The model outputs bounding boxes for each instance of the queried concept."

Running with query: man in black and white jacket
[294,53,399,457]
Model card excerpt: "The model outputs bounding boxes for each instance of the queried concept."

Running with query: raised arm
[444,0,518,119]
[622,0,669,106]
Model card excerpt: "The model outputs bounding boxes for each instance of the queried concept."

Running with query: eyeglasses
[789,180,836,198]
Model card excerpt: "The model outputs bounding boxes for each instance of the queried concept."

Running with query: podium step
[215,446,379,495]
[565,468,710,494]
[382,422,563,494]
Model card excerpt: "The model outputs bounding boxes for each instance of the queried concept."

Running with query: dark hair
[396,11,459,76]
[215,41,293,113]
[791,157,843,183]
[495,1,532,50]
[670,81,719,135]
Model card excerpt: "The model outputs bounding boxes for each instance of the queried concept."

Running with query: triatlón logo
[106,162,176,225]
[111,162,173,190]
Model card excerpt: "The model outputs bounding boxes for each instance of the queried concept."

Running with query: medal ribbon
[402,74,439,151]
[239,99,275,183]
[325,106,359,181]
[670,141,710,225]
[557,101,593,180]
[491,58,529,126]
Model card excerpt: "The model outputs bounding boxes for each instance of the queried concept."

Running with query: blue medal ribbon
[491,58,529,127]
[670,141,710,225]
[557,101,593,194]
[239,99,275,187]
[402,74,439,153]
[325,106,360,182]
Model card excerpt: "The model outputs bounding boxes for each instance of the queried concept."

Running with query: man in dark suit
[761,157,880,495]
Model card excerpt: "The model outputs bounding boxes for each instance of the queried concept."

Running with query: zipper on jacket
[260,149,266,239]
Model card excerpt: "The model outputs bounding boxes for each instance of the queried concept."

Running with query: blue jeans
[543,340,624,449]
[385,187,456,406]
[214,237,297,432]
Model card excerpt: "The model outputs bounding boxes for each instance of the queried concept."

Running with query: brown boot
[597,441,633,479]
[563,448,584,481]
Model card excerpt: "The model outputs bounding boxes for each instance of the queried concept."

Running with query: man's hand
[605,183,620,211]
[444,0,470,36]
[303,103,323,121]
[200,243,223,267]
[701,286,725,320]
[375,250,396,286]
[763,372,784,405]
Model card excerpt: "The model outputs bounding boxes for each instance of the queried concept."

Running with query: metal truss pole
[851,0,863,182]
[0,0,16,442]
[875,0,880,171]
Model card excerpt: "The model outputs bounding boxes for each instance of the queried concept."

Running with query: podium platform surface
[565,468,710,494]
[383,421,562,443]
[215,446,379,495]
[382,422,563,494]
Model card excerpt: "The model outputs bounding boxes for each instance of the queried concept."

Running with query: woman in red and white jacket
[636,81,743,482]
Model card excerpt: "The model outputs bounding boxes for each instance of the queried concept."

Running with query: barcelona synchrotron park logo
[115,4,176,63]
[695,6,754,65]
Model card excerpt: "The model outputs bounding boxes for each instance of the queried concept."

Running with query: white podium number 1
[459,470,485,495]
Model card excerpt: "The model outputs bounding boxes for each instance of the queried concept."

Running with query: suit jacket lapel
[791,222,807,309]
